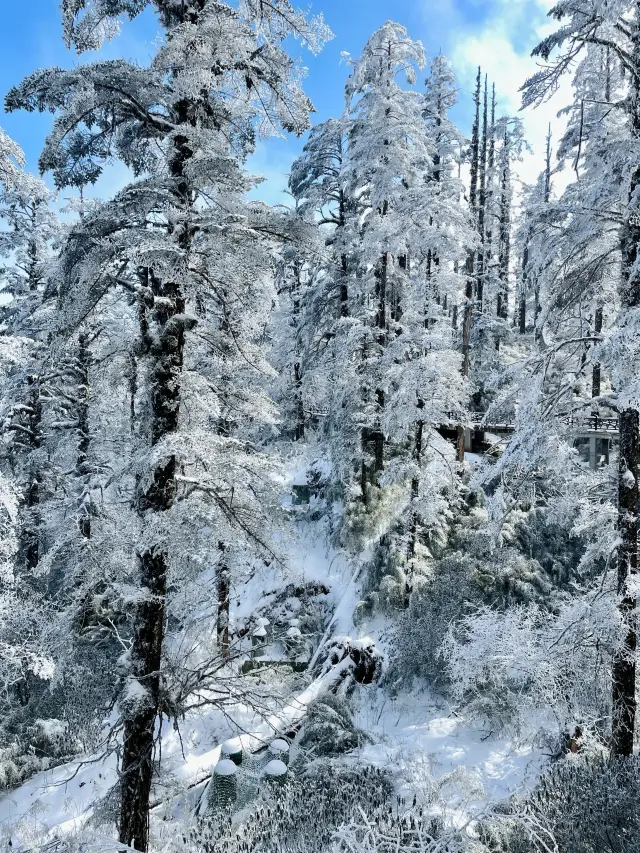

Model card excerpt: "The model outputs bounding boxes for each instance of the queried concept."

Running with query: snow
[0,752,119,846]
[268,739,290,756]
[34,720,67,740]
[352,637,375,650]
[0,467,547,849]
[348,686,545,829]
[122,679,148,703]
[0,661,348,847]
[213,759,237,777]
[221,738,243,757]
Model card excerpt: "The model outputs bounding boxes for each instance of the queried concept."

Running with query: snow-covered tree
[517,0,640,756]
[8,2,332,847]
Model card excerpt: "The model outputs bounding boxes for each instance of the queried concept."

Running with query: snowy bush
[332,807,468,853]
[188,764,394,853]
[440,589,617,738]
[482,754,640,853]
[298,694,370,757]
[392,552,479,688]
[0,718,81,791]
[392,500,595,692]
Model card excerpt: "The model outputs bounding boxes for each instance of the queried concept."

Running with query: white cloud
[442,0,573,191]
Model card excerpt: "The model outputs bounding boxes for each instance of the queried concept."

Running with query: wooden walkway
[441,412,618,469]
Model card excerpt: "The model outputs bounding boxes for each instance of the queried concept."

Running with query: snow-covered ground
[0,454,548,849]
[348,686,544,827]
[0,682,545,849]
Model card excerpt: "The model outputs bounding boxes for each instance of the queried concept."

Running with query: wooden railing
[443,412,620,434]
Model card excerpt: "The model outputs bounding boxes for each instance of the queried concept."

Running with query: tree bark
[339,189,349,318]
[461,69,481,378]
[119,87,197,850]
[20,377,42,571]
[407,403,424,562]
[217,542,230,660]
[592,305,603,402]
[292,258,305,441]
[476,76,488,311]
[519,242,529,334]
[76,332,92,539]
[496,125,511,335]
[612,407,639,756]
[611,9,640,757]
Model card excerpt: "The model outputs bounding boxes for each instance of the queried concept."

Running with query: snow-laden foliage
[287,27,473,621]
[4,4,640,852]
[483,754,640,853]
[441,590,617,737]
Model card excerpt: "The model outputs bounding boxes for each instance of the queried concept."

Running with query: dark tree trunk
[361,202,389,501]
[456,424,465,464]
[519,242,529,334]
[217,542,230,660]
[119,548,167,851]
[592,305,603,402]
[485,84,496,321]
[462,260,474,378]
[611,12,640,757]
[120,274,191,849]
[372,246,388,478]
[76,332,92,539]
[533,127,552,329]
[407,403,424,562]
[294,361,305,441]
[613,407,639,756]
[461,69,481,378]
[292,259,305,441]
[476,76,488,311]
[21,377,43,571]
[119,91,197,850]
[496,126,511,343]
[339,190,349,318]
[128,351,138,435]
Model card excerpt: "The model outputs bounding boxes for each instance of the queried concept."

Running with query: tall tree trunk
[461,263,474,378]
[612,15,640,755]
[21,377,42,571]
[496,126,511,338]
[407,403,424,562]
[613,406,639,756]
[372,247,387,477]
[76,332,92,539]
[292,258,305,441]
[339,189,349,318]
[119,87,197,849]
[592,305,603,402]
[119,547,167,851]
[519,242,529,334]
[461,68,481,379]
[476,76,488,312]
[217,542,230,660]
[534,127,552,329]
[361,200,390,502]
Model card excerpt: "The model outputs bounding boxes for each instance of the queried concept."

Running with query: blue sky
[0,0,563,204]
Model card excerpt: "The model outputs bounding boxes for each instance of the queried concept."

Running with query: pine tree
[461,68,481,379]
[523,0,640,756]
[8,2,331,847]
